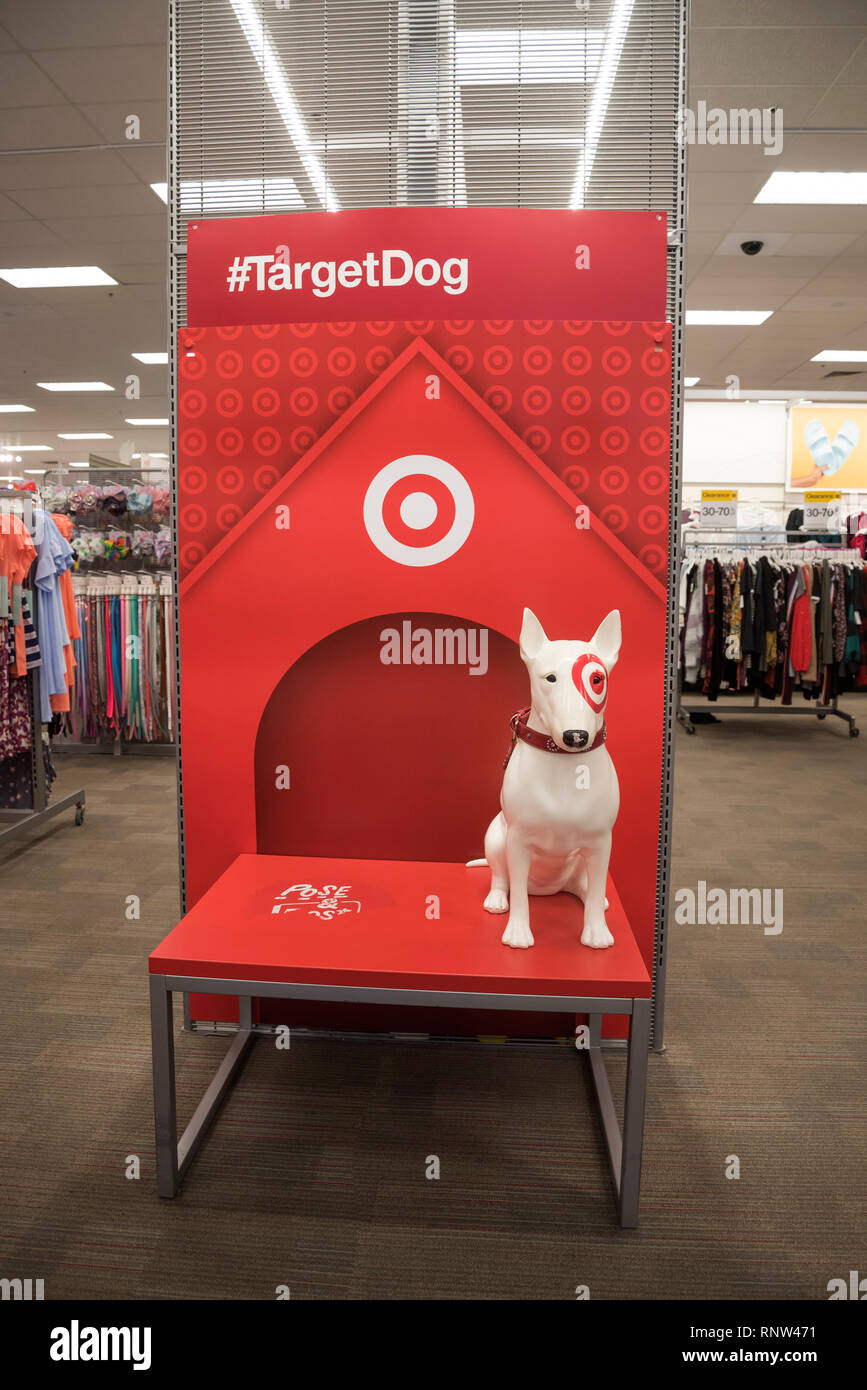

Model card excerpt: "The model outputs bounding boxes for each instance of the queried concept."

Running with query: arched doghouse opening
[255,611,526,863]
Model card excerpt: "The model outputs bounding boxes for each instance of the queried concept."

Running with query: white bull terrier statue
[470,607,621,950]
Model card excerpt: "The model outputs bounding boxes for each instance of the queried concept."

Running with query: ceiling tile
[0,148,138,192]
[0,220,62,247]
[833,35,867,84]
[772,130,867,167]
[804,85,867,126]
[687,85,830,127]
[0,0,166,49]
[691,1,867,26]
[690,28,866,87]
[115,146,168,185]
[43,213,168,246]
[689,171,770,205]
[9,182,158,219]
[780,233,859,256]
[78,100,166,144]
[730,204,867,234]
[685,202,743,232]
[0,104,103,149]
[32,45,166,104]
[0,51,66,107]
[0,190,34,220]
[688,276,804,308]
[687,143,785,174]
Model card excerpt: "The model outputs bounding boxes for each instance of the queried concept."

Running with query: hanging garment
[34,511,74,722]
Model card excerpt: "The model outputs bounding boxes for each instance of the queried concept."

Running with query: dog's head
[519,607,621,752]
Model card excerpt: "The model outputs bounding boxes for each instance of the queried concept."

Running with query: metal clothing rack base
[0,632,85,846]
[677,689,859,737]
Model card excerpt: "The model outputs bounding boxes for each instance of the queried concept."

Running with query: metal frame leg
[149,975,255,1198]
[150,974,179,1198]
[619,997,651,1228]
[585,998,651,1228]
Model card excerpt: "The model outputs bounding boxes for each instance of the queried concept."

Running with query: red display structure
[176,209,671,1036]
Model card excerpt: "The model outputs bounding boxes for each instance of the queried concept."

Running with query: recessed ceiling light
[811,349,867,362]
[2,444,52,451]
[24,468,46,475]
[58,432,113,439]
[0,404,34,412]
[684,376,700,387]
[0,265,117,288]
[148,452,169,459]
[37,381,114,392]
[686,310,773,326]
[68,462,91,469]
[757,399,785,405]
[131,352,169,365]
[125,417,168,426]
[754,172,867,204]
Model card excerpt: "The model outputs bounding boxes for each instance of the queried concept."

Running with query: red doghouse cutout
[179,332,667,1029]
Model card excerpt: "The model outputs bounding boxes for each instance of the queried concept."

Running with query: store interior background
[0,0,864,1299]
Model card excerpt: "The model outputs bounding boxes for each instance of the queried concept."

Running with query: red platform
[149,854,651,1000]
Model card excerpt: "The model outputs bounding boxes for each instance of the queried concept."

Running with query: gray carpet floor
[1,698,865,1300]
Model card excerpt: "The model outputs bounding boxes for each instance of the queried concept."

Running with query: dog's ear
[590,610,622,671]
[519,608,548,665]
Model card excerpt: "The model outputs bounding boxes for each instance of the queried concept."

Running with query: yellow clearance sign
[789,405,867,491]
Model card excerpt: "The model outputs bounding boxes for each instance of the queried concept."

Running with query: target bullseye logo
[363,455,474,567]
[572,653,608,713]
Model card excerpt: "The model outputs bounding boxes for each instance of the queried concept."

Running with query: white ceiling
[687,0,867,394]
[0,0,865,470]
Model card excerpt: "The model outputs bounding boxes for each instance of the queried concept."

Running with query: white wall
[682,401,787,489]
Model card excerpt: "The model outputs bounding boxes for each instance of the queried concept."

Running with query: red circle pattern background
[178,320,671,581]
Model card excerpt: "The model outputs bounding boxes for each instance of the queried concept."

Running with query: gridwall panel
[169,0,688,1048]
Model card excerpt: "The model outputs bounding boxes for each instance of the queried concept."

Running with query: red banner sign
[186,208,667,327]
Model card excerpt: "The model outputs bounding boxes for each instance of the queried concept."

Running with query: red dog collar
[504,707,607,768]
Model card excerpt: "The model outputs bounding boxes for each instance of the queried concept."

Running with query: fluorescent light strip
[811,349,867,362]
[131,352,169,365]
[125,418,168,426]
[755,171,867,205]
[1,445,52,452]
[570,0,634,209]
[58,432,113,440]
[686,310,773,326]
[0,265,117,288]
[37,381,113,392]
[230,1,340,211]
[0,404,34,412]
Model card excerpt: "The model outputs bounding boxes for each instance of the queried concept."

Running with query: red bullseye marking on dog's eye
[571,653,607,713]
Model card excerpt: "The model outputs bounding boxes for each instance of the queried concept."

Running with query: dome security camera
[740,240,764,256]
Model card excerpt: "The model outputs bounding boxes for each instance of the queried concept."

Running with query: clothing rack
[56,571,175,754]
[0,501,85,845]
[677,534,861,739]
